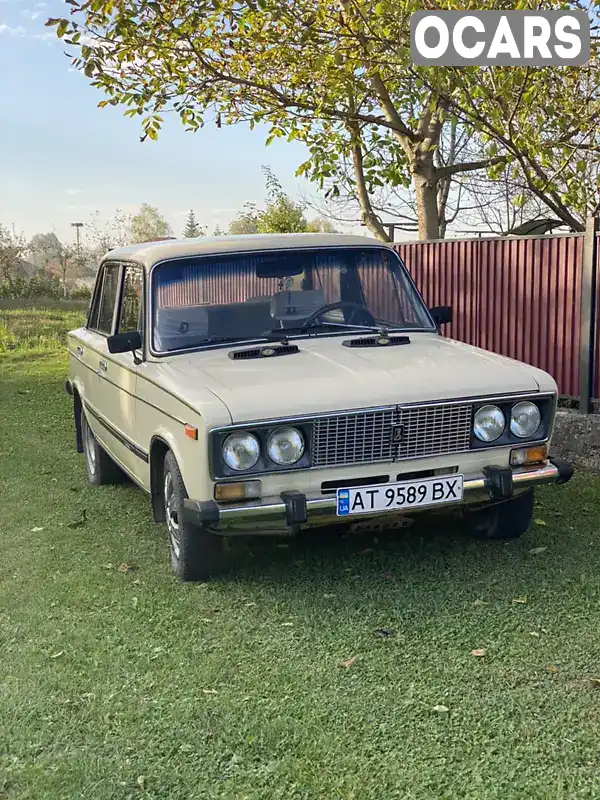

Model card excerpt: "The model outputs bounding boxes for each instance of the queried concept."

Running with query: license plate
[336,475,464,517]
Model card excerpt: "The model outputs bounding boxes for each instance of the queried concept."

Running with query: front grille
[397,403,472,460]
[311,403,472,467]
[312,408,396,467]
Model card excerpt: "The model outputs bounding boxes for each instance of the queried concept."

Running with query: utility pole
[71,222,84,295]
[71,222,84,264]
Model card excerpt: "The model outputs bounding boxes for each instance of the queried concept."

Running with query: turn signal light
[184,424,198,440]
[510,444,548,467]
[214,481,262,502]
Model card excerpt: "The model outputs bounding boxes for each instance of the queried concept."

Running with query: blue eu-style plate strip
[337,489,350,516]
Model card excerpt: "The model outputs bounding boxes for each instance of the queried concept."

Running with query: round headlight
[473,405,505,442]
[510,401,541,438]
[267,426,305,466]
[222,432,260,471]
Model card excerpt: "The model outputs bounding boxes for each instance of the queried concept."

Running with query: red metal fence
[395,224,600,410]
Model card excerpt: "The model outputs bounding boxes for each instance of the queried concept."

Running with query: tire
[464,488,535,541]
[81,410,126,486]
[163,450,226,581]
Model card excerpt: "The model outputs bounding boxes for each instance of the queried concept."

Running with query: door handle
[76,345,84,356]
[98,360,107,373]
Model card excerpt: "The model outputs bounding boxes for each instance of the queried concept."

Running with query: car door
[79,261,124,460]
[68,265,103,404]
[96,263,146,479]
[78,262,121,443]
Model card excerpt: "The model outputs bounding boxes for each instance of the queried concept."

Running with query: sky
[0,0,359,247]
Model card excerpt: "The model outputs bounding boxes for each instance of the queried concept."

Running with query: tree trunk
[413,169,440,240]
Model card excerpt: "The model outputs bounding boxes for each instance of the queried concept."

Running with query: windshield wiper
[261,322,395,340]
[194,336,250,346]
[260,324,329,340]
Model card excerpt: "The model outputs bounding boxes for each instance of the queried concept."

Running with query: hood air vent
[342,335,410,348]
[229,344,300,360]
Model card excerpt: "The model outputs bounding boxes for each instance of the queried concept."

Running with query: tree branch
[348,123,390,242]
[437,155,506,180]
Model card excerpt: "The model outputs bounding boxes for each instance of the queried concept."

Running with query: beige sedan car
[66,233,573,580]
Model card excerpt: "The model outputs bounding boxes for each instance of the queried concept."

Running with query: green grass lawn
[0,302,87,354]
[2,319,600,798]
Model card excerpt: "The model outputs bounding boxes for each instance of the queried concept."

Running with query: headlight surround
[473,405,505,442]
[267,426,305,466]
[510,401,542,439]
[222,431,260,471]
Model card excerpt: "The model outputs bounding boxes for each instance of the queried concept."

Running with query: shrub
[0,275,63,300]
[0,322,17,353]
[0,276,91,302]
[70,286,92,301]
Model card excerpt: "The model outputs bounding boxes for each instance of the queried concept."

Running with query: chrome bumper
[182,457,573,536]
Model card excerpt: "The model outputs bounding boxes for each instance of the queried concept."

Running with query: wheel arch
[149,436,170,522]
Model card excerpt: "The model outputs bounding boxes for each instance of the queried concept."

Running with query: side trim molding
[84,401,149,463]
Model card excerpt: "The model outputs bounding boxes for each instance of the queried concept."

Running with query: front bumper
[182,457,574,536]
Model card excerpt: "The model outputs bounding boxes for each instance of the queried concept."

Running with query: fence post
[578,216,599,413]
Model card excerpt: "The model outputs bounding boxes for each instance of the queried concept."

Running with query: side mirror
[429,306,453,326]
[107,330,143,354]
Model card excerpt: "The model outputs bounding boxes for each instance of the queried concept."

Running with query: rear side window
[88,264,121,335]
[118,266,143,333]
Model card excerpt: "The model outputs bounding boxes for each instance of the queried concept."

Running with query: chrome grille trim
[311,403,472,467]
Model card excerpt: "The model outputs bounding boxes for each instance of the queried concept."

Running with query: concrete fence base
[551,410,600,471]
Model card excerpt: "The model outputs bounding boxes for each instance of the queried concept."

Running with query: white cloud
[31,30,54,40]
[34,1,46,6]
[21,7,39,18]
[0,23,26,36]
[65,189,83,196]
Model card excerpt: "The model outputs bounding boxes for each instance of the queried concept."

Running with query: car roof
[102,233,393,270]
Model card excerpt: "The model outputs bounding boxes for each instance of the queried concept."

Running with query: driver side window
[118,266,143,333]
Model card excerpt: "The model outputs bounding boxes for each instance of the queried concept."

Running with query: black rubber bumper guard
[182,456,573,532]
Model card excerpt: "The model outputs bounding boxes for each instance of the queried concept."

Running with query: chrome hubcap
[164,471,180,560]
[84,420,97,475]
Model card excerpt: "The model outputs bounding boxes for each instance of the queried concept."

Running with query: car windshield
[151,247,435,353]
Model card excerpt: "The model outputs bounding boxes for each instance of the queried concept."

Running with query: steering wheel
[301,301,376,329]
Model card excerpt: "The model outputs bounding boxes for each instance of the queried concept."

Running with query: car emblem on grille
[392,424,404,443]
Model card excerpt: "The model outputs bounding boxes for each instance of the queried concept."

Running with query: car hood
[164,334,551,423]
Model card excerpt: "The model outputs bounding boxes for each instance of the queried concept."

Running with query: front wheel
[163,451,226,581]
[463,488,535,541]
